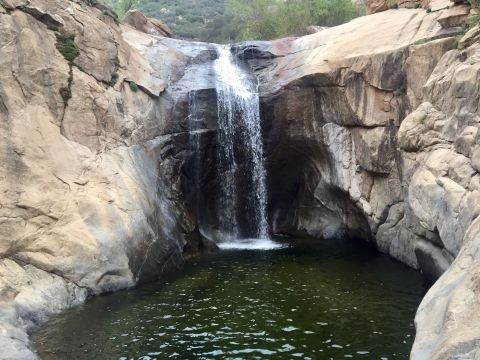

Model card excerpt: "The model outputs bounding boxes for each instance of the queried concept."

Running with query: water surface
[33,238,427,360]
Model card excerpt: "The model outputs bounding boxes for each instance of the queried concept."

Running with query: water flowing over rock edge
[0,0,479,359]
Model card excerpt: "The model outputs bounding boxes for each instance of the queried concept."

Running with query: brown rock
[123,10,172,37]
[459,25,480,49]
[437,4,469,28]
[366,0,429,14]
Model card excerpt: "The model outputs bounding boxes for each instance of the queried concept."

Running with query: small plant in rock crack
[129,81,139,92]
[110,72,119,86]
[59,86,72,104]
[453,35,461,49]
[414,38,429,45]
[55,32,79,63]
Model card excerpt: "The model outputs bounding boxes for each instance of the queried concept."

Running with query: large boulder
[365,0,463,14]
[123,9,172,37]
[366,0,429,14]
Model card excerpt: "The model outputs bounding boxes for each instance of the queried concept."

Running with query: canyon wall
[0,1,219,358]
[1,0,480,359]
[237,2,480,358]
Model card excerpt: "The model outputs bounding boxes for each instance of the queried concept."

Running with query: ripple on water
[33,238,428,360]
[218,238,286,250]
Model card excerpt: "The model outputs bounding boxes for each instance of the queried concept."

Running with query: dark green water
[33,238,427,360]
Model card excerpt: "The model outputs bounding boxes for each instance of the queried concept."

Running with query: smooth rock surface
[0,1,218,358]
[247,5,477,359]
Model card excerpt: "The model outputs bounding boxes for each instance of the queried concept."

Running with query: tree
[99,0,364,42]
[226,0,364,40]
[100,0,143,16]
[226,0,281,40]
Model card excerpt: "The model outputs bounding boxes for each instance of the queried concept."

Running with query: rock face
[0,0,219,358]
[366,0,468,14]
[123,9,173,37]
[236,5,480,359]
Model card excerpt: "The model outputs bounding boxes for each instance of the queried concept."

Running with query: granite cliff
[0,0,480,358]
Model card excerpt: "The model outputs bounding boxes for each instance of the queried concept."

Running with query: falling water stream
[214,46,280,250]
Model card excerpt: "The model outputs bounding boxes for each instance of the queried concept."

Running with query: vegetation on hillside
[100,0,142,16]
[99,0,365,42]
[227,0,364,40]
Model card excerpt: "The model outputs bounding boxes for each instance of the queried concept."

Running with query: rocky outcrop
[235,4,480,359]
[0,0,219,358]
[366,0,466,14]
[123,9,173,37]
[366,0,427,13]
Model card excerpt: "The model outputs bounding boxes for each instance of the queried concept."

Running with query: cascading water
[187,92,203,219]
[214,45,281,250]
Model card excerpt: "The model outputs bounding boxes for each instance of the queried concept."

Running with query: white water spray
[214,46,281,250]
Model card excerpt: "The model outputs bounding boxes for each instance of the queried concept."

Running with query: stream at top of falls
[211,45,273,249]
[33,237,428,360]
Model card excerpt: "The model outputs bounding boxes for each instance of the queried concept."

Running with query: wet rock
[414,240,453,281]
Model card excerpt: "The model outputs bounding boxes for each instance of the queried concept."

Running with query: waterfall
[213,45,281,249]
[187,92,202,220]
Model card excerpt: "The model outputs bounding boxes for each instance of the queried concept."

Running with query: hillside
[100,0,364,42]
[100,0,231,42]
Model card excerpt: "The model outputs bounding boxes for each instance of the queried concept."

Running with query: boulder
[366,0,429,14]
[123,10,172,37]
[459,25,480,49]
[437,4,470,28]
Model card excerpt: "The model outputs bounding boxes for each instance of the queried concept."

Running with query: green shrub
[393,88,405,97]
[226,0,365,41]
[453,35,461,49]
[470,0,480,9]
[103,9,118,19]
[55,33,79,63]
[468,14,480,27]
[414,38,428,45]
[414,3,420,9]
[99,0,365,42]
[129,81,139,92]
[425,7,432,13]
[110,72,119,86]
